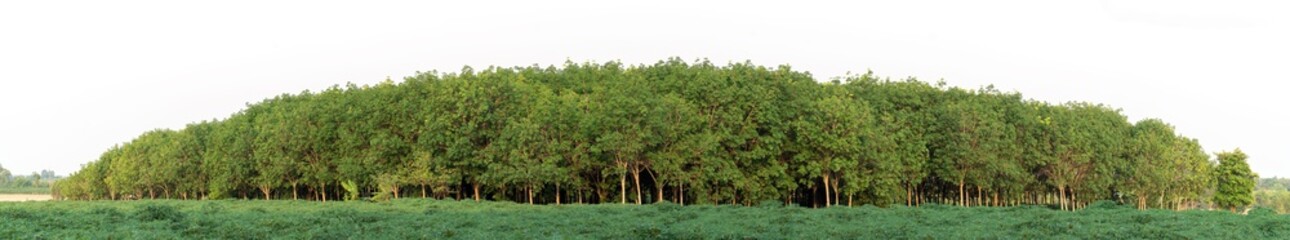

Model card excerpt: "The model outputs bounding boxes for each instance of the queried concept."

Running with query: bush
[1249,207,1277,217]
[757,199,784,208]
[135,204,184,222]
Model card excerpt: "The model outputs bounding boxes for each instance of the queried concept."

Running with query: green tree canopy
[1213,149,1256,212]
[53,58,1237,211]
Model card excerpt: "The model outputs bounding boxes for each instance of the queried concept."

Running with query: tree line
[0,164,59,190]
[1255,177,1290,213]
[53,59,1257,211]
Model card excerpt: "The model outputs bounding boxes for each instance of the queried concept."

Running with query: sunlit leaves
[55,59,1233,211]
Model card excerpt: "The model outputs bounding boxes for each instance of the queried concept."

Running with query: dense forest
[53,59,1257,211]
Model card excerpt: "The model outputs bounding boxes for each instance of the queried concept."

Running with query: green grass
[0,187,51,194]
[1,199,1286,239]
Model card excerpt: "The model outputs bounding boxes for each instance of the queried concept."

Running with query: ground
[0,194,52,202]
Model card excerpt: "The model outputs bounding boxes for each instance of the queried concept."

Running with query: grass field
[1,199,1286,239]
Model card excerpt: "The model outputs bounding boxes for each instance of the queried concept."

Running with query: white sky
[1,0,1287,178]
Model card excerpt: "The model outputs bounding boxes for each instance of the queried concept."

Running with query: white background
[1,0,1286,177]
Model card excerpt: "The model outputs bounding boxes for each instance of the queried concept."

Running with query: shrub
[135,204,184,223]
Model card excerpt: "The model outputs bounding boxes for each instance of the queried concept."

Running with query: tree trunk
[787,188,793,206]
[598,184,607,204]
[732,191,738,205]
[321,183,328,202]
[422,184,428,198]
[994,192,999,207]
[473,182,481,202]
[261,186,272,200]
[833,179,841,207]
[677,185,683,204]
[811,185,817,208]
[555,184,561,205]
[823,174,832,207]
[619,162,627,204]
[906,184,913,206]
[631,165,642,205]
[973,187,980,207]
[1058,185,1067,211]
[657,182,664,204]
[1157,191,1165,209]
[958,180,965,207]
[293,184,298,200]
[527,185,534,204]
[917,187,924,206]
[1071,190,1078,210]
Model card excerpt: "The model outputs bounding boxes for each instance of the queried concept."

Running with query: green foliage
[134,204,184,222]
[53,58,1233,211]
[1255,179,1290,214]
[0,187,51,194]
[0,164,59,193]
[341,180,360,201]
[2,200,1288,239]
[1214,149,1257,211]
[1260,178,1290,191]
[1249,207,1277,217]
